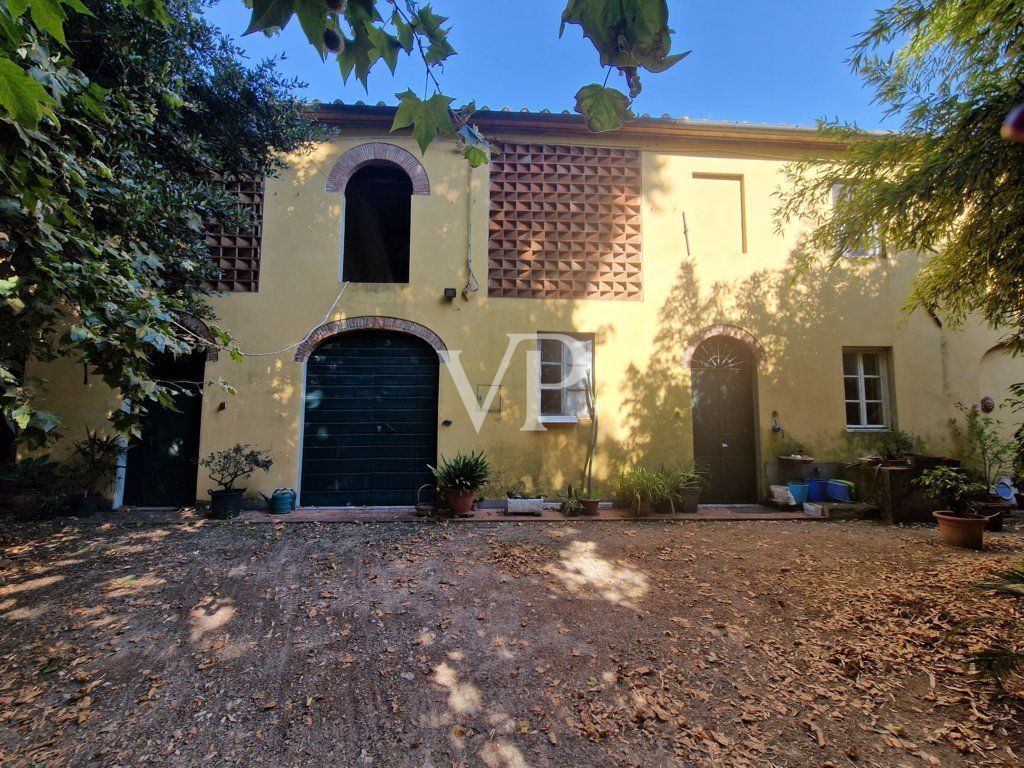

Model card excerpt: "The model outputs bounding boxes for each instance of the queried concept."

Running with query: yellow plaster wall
[28,130,1017,502]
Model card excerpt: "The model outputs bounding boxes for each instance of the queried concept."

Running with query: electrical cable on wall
[171,282,349,359]
[462,169,480,300]
[682,211,692,257]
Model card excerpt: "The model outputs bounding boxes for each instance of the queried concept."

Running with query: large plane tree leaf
[574,83,635,132]
[392,89,455,154]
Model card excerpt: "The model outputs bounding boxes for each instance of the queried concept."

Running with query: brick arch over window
[294,316,449,363]
[176,315,219,362]
[325,143,430,195]
[682,325,767,370]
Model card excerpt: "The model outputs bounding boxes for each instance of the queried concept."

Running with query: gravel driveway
[0,512,1022,767]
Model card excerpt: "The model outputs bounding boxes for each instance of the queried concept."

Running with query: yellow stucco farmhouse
[27,103,1022,508]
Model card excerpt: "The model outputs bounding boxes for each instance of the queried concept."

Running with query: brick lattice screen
[488,142,643,300]
[206,176,264,292]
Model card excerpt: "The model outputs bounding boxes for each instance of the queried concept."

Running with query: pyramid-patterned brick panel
[488,142,643,300]
[206,176,264,293]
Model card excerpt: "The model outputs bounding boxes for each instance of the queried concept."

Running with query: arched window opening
[343,162,412,283]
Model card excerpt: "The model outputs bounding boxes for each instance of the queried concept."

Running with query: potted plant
[563,373,601,517]
[201,444,273,519]
[430,451,491,516]
[914,466,990,548]
[675,461,709,514]
[562,484,600,516]
[66,430,123,516]
[614,466,661,516]
[879,430,915,466]
[951,402,1016,531]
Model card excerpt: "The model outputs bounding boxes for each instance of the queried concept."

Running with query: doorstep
[235,505,822,524]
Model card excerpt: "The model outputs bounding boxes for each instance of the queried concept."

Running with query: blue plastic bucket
[808,479,830,502]
[788,482,809,504]
[826,480,853,502]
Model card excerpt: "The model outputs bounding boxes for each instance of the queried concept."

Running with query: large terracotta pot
[933,510,988,549]
[445,489,475,516]
[579,499,599,516]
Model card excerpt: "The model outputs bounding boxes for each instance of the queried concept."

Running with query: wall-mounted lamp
[771,410,782,433]
[443,287,457,301]
[217,402,227,412]
[441,418,453,427]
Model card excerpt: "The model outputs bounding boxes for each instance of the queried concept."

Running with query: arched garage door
[301,330,439,506]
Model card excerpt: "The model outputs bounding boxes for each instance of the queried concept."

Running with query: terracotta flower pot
[445,489,475,516]
[932,510,988,549]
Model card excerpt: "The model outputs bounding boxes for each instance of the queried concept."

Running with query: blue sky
[204,1,889,130]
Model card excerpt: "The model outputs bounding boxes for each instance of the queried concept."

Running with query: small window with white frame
[843,348,892,430]
[538,334,594,423]
[832,183,883,258]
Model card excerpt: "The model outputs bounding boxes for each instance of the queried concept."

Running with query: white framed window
[538,334,594,423]
[832,183,883,258]
[843,349,892,430]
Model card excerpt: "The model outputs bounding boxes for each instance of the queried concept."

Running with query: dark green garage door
[301,331,439,506]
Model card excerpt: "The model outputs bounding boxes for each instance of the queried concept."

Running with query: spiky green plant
[430,452,491,492]
[613,466,662,514]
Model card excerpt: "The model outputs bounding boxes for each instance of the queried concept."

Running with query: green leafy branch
[242,0,687,154]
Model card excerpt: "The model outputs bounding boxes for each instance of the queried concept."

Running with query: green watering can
[259,488,296,515]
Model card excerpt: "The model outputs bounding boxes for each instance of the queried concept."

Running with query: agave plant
[429,452,491,492]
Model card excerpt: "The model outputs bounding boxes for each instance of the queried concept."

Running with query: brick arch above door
[294,316,449,363]
[325,142,430,196]
[682,325,767,371]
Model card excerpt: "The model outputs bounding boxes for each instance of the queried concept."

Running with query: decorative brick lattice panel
[206,176,264,293]
[488,142,643,300]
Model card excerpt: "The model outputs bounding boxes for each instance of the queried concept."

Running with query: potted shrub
[614,466,661,516]
[914,466,990,548]
[201,444,273,519]
[430,451,491,517]
[66,430,122,516]
[951,402,1016,531]
[562,484,600,516]
[879,430,915,467]
[675,462,709,515]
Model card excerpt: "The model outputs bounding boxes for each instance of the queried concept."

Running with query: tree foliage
[0,0,311,442]
[775,0,1024,350]
[241,0,686,140]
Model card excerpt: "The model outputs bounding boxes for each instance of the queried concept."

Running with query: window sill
[846,426,892,433]
[537,415,589,426]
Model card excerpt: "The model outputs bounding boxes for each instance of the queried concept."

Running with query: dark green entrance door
[123,351,205,507]
[690,336,758,504]
[301,331,439,506]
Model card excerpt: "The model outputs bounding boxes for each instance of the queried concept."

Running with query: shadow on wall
[606,252,918,469]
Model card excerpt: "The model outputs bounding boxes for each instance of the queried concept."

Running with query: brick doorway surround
[293,316,449,363]
[325,143,430,196]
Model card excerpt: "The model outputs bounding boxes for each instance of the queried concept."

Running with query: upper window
[843,349,892,430]
[538,334,594,422]
[342,163,412,283]
[832,184,882,258]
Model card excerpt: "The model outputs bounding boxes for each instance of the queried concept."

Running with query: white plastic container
[770,484,795,505]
